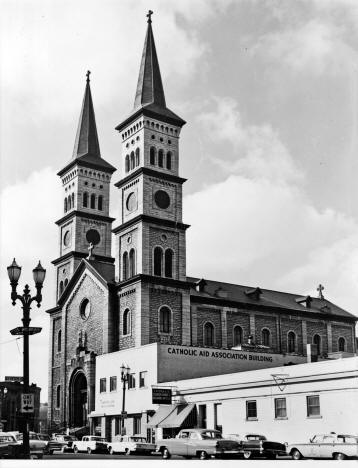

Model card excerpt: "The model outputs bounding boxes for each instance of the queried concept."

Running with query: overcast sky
[1,0,358,401]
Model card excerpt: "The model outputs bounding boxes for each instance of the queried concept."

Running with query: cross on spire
[317,284,325,299]
[146,10,153,23]
[86,70,91,83]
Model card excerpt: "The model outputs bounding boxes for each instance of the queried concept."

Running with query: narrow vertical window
[57,330,62,352]
[262,328,270,346]
[159,306,171,334]
[129,249,136,277]
[153,247,163,276]
[204,322,214,346]
[246,400,257,419]
[123,309,131,335]
[313,334,321,355]
[166,151,172,170]
[110,376,117,392]
[83,192,88,208]
[64,198,68,213]
[164,249,173,278]
[233,326,242,347]
[274,398,287,418]
[64,278,68,288]
[158,149,164,167]
[68,195,72,210]
[125,155,130,172]
[71,192,75,208]
[59,281,64,296]
[135,148,140,166]
[150,147,156,165]
[307,395,320,417]
[130,151,135,170]
[338,337,345,352]
[288,331,296,353]
[122,252,129,280]
[98,195,103,211]
[56,385,61,408]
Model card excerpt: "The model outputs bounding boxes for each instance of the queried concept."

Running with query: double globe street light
[120,363,131,436]
[7,258,46,459]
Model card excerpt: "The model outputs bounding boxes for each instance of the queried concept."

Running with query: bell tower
[53,72,116,301]
[114,12,191,348]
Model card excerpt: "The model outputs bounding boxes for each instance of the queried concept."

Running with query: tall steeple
[116,11,185,132]
[73,70,101,159]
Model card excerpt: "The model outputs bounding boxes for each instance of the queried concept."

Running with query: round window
[126,192,137,212]
[80,299,90,320]
[154,190,170,209]
[86,229,101,245]
[63,231,70,247]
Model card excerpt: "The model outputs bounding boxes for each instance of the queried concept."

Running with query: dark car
[226,433,287,459]
[48,434,78,454]
[0,433,18,458]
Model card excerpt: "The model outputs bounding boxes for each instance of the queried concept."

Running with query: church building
[47,13,357,435]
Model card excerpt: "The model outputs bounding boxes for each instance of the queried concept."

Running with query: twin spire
[72,11,184,166]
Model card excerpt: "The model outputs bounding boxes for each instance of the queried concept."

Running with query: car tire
[49,449,54,455]
[243,451,252,459]
[162,448,171,459]
[291,449,302,460]
[87,447,92,454]
[199,450,208,460]
[334,453,346,460]
[125,448,131,456]
[267,454,276,459]
[108,446,114,455]
[37,454,44,459]
[73,446,78,454]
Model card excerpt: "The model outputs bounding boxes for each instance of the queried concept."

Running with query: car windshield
[92,437,105,441]
[0,435,16,443]
[246,435,266,441]
[38,435,50,440]
[337,436,358,443]
[201,431,222,440]
[131,437,146,442]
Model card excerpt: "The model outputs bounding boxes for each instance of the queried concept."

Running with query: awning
[147,403,196,428]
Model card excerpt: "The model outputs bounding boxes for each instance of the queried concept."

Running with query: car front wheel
[199,450,208,460]
[243,451,252,459]
[87,447,92,454]
[108,446,113,455]
[162,448,171,459]
[333,453,346,460]
[291,449,302,460]
[73,446,78,454]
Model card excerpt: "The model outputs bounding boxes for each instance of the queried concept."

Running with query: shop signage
[166,346,273,362]
[5,376,23,382]
[152,388,172,404]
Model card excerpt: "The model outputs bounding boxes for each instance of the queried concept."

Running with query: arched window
[262,328,270,347]
[135,148,140,166]
[64,278,68,288]
[150,147,156,165]
[164,249,173,278]
[123,309,131,336]
[313,334,321,355]
[122,252,129,280]
[56,385,61,408]
[166,151,172,170]
[129,249,136,277]
[153,247,163,276]
[204,322,214,347]
[130,151,135,170]
[288,331,296,353]
[64,198,68,213]
[158,149,164,167]
[59,281,64,296]
[125,155,130,172]
[57,330,62,352]
[68,195,71,210]
[338,337,345,352]
[83,192,88,208]
[90,194,96,209]
[71,192,75,208]
[98,195,103,211]
[233,326,242,347]
[159,306,171,334]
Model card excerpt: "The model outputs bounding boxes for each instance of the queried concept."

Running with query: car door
[309,435,323,458]
[320,435,335,458]
[176,431,190,456]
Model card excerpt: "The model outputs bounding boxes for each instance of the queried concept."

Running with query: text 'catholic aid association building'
[46,13,357,437]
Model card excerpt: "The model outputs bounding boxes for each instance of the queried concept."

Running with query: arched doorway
[69,370,88,428]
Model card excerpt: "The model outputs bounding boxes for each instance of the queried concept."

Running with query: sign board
[5,376,23,382]
[21,393,34,413]
[10,327,42,336]
[152,388,172,405]
[121,411,127,419]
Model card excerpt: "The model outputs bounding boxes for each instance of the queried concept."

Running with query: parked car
[288,433,358,460]
[225,433,287,459]
[107,435,156,455]
[73,435,108,454]
[7,431,48,459]
[156,428,241,459]
[47,434,78,454]
[0,433,18,458]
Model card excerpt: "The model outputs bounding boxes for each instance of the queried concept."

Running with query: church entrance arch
[69,369,88,428]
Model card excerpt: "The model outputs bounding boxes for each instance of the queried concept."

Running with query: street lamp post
[120,363,130,436]
[0,387,8,431]
[7,258,46,459]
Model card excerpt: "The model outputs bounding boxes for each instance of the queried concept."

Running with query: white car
[107,435,156,455]
[73,436,108,454]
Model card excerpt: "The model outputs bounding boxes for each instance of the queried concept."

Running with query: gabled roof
[58,72,116,177]
[58,258,115,306]
[187,276,356,321]
[115,14,185,132]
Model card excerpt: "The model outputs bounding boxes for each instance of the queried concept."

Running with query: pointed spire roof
[58,72,115,176]
[116,11,185,132]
